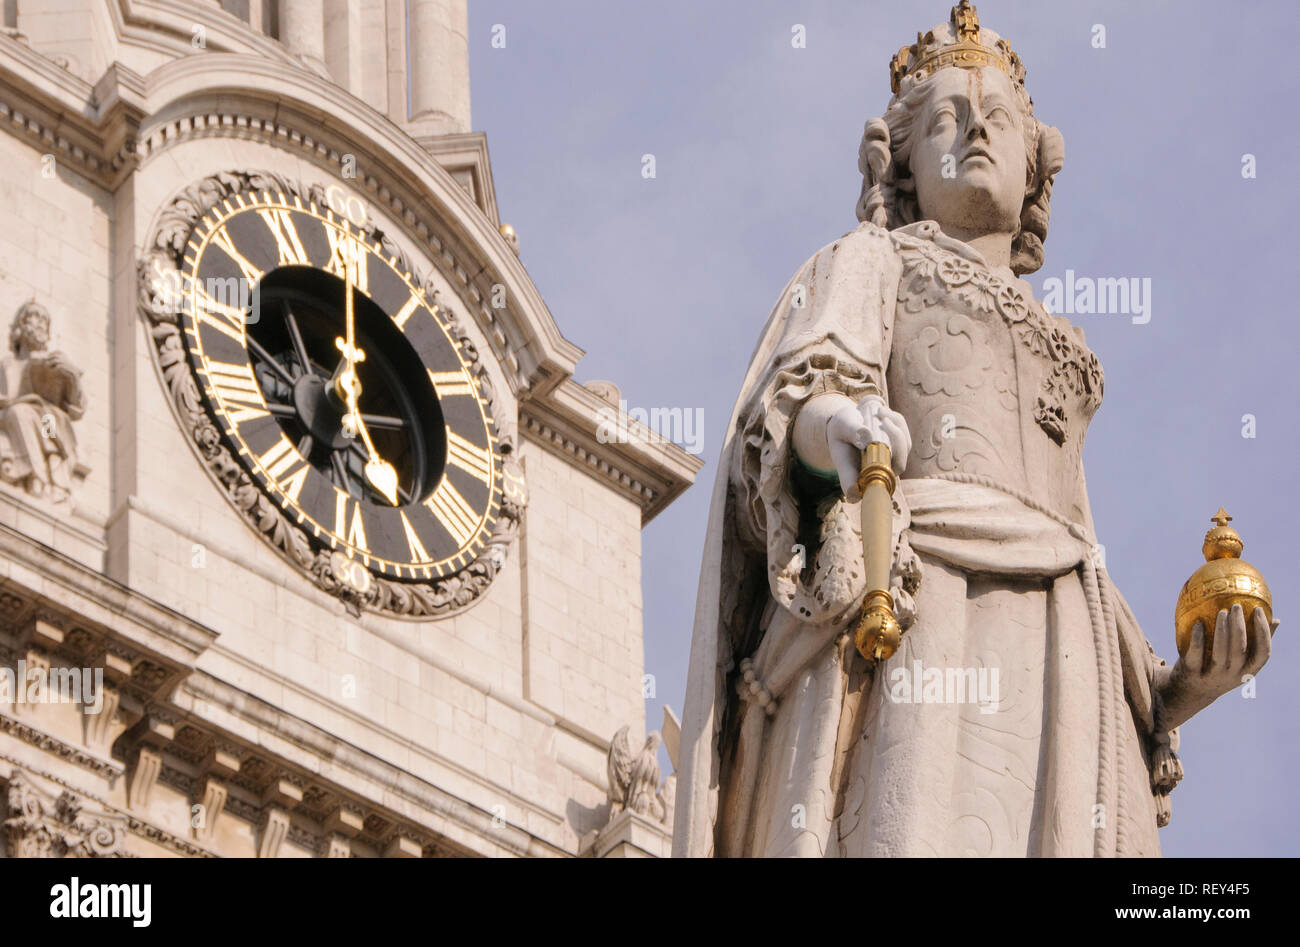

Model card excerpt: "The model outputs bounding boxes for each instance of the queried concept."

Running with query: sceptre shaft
[854,441,902,663]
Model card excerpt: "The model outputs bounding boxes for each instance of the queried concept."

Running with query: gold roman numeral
[193,285,248,344]
[445,428,492,485]
[424,478,479,548]
[334,489,370,553]
[391,291,422,330]
[428,367,475,398]
[211,227,265,284]
[257,435,310,503]
[324,227,368,293]
[204,360,269,425]
[257,209,311,266]
[400,511,431,563]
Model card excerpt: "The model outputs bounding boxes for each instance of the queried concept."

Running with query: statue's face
[13,311,50,353]
[908,66,1028,239]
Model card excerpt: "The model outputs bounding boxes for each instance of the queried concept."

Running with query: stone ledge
[522,378,703,525]
[580,808,672,858]
[0,519,218,669]
[0,489,105,573]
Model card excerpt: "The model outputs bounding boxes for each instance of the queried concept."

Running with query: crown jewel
[889,1,1026,94]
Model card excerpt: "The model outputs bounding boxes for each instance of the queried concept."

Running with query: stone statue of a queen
[674,2,1273,857]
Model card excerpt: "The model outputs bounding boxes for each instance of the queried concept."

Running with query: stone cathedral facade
[0,0,696,858]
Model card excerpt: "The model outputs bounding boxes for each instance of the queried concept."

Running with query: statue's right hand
[827,398,910,500]
[827,404,868,499]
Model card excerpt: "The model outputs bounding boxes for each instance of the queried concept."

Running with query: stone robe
[673,220,1181,858]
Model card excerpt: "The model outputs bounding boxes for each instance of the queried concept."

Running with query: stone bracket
[193,777,228,844]
[258,806,290,858]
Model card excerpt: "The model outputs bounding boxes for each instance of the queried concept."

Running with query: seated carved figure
[0,301,86,505]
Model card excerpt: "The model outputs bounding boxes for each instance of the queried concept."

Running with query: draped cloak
[672,220,1182,858]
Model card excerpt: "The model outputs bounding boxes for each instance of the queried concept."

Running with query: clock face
[178,189,500,581]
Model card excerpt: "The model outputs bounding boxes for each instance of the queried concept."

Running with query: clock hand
[344,387,400,506]
[334,256,400,507]
[333,253,366,403]
[345,249,355,347]
[345,440,412,504]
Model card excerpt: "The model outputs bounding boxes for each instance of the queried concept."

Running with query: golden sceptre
[854,441,902,663]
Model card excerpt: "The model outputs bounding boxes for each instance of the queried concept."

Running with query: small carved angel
[606,725,665,822]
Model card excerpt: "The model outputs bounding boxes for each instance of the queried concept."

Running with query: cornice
[0,34,143,188]
[0,647,546,856]
[0,31,95,110]
[0,714,123,783]
[175,670,570,858]
[521,379,703,525]
[0,520,218,669]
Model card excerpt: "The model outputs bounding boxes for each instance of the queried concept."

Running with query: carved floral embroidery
[902,313,995,397]
[892,230,1103,445]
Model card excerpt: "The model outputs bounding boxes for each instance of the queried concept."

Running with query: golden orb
[1174,508,1272,661]
[498,223,520,255]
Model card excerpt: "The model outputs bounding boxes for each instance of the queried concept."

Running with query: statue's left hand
[1156,604,1274,730]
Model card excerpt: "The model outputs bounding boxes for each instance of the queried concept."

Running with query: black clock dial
[178,190,500,581]
[249,268,446,508]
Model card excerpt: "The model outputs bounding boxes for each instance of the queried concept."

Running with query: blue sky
[469,0,1298,856]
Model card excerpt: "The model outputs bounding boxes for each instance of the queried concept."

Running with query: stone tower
[0,0,697,858]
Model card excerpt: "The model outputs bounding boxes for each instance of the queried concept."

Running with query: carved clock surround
[136,170,525,619]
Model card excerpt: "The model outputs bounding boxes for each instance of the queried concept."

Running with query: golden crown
[889,1,1026,94]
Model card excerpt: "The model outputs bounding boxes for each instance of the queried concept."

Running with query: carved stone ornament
[136,171,525,619]
[605,725,671,825]
[4,771,129,857]
[0,300,89,510]
[892,225,1103,447]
